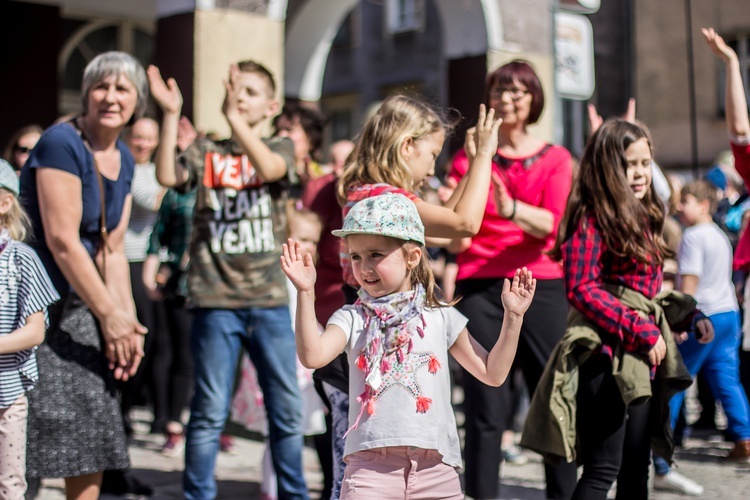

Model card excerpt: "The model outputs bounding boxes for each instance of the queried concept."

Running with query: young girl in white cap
[0,159,58,497]
[281,192,533,499]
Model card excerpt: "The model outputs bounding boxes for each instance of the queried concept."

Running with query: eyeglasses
[14,145,31,154]
[489,87,530,101]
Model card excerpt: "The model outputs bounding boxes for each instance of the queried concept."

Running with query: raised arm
[280,238,347,368]
[419,105,501,237]
[703,27,750,138]
[223,64,287,182]
[450,268,534,386]
[148,65,190,187]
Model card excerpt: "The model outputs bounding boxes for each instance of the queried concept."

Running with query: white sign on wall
[555,12,595,100]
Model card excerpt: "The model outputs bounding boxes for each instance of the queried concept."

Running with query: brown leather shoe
[726,439,750,463]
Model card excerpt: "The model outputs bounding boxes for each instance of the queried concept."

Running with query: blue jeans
[183,307,308,500]
[654,309,750,475]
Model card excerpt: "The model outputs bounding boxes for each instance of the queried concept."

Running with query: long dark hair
[550,119,669,264]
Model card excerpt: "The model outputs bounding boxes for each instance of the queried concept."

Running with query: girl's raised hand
[474,104,503,158]
[702,27,736,64]
[465,104,503,163]
[147,65,182,114]
[501,267,536,317]
[280,238,317,294]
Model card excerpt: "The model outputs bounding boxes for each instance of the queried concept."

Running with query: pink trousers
[341,446,463,499]
[0,394,28,499]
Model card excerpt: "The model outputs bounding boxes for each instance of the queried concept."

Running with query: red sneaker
[161,431,185,458]
[219,434,235,454]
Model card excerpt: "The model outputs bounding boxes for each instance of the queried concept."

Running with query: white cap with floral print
[332,193,425,246]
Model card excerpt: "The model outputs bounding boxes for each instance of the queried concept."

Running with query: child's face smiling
[347,234,417,298]
[625,138,653,200]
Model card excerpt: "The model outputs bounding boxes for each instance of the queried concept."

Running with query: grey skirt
[26,292,129,478]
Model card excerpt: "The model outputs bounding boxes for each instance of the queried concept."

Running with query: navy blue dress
[20,122,134,477]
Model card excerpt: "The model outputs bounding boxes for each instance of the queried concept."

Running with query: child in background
[704,26,750,452]
[652,179,750,494]
[231,202,327,500]
[671,181,748,455]
[0,159,59,497]
[282,193,535,498]
[149,59,307,499]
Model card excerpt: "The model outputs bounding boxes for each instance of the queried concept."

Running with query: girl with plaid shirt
[549,120,711,499]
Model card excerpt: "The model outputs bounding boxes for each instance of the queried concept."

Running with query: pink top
[731,138,750,271]
[447,144,572,281]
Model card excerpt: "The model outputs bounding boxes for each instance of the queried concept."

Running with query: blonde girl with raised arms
[0,159,59,498]
[281,192,534,499]
[336,95,502,290]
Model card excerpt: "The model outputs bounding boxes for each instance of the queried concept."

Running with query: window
[720,34,750,115]
[321,93,359,148]
[385,0,424,35]
[59,17,155,116]
[332,9,360,50]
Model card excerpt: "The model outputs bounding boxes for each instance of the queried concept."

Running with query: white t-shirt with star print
[328,304,468,468]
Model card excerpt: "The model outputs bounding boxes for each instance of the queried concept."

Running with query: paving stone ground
[35,409,750,499]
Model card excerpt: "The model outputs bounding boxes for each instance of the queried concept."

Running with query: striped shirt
[0,240,59,407]
[125,162,164,262]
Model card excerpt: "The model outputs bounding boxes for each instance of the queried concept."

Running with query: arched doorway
[285,0,499,101]
[284,0,501,152]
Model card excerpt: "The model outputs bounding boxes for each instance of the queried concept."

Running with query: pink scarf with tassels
[346,284,441,436]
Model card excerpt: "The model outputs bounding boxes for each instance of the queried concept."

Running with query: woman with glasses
[3,125,42,175]
[447,59,577,500]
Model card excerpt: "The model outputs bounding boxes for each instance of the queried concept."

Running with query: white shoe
[654,471,704,496]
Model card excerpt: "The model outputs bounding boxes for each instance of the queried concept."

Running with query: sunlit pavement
[35,408,750,499]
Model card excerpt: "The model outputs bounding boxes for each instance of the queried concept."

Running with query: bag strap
[92,156,111,283]
[70,118,110,283]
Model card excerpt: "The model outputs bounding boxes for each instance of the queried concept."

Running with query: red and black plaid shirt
[562,214,662,359]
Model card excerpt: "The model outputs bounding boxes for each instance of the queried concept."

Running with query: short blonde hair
[0,188,31,241]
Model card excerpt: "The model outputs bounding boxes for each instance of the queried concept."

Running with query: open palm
[147,65,182,114]
[501,267,536,316]
[280,238,317,293]
[702,27,735,63]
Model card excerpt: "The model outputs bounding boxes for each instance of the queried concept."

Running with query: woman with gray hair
[20,51,148,499]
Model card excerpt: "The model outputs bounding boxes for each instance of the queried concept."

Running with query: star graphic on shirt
[371,351,435,402]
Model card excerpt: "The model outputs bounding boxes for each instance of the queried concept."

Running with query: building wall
[635,0,750,169]
[0,1,61,149]
[318,0,558,151]
[491,0,556,144]
[192,9,285,138]
[320,0,445,138]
